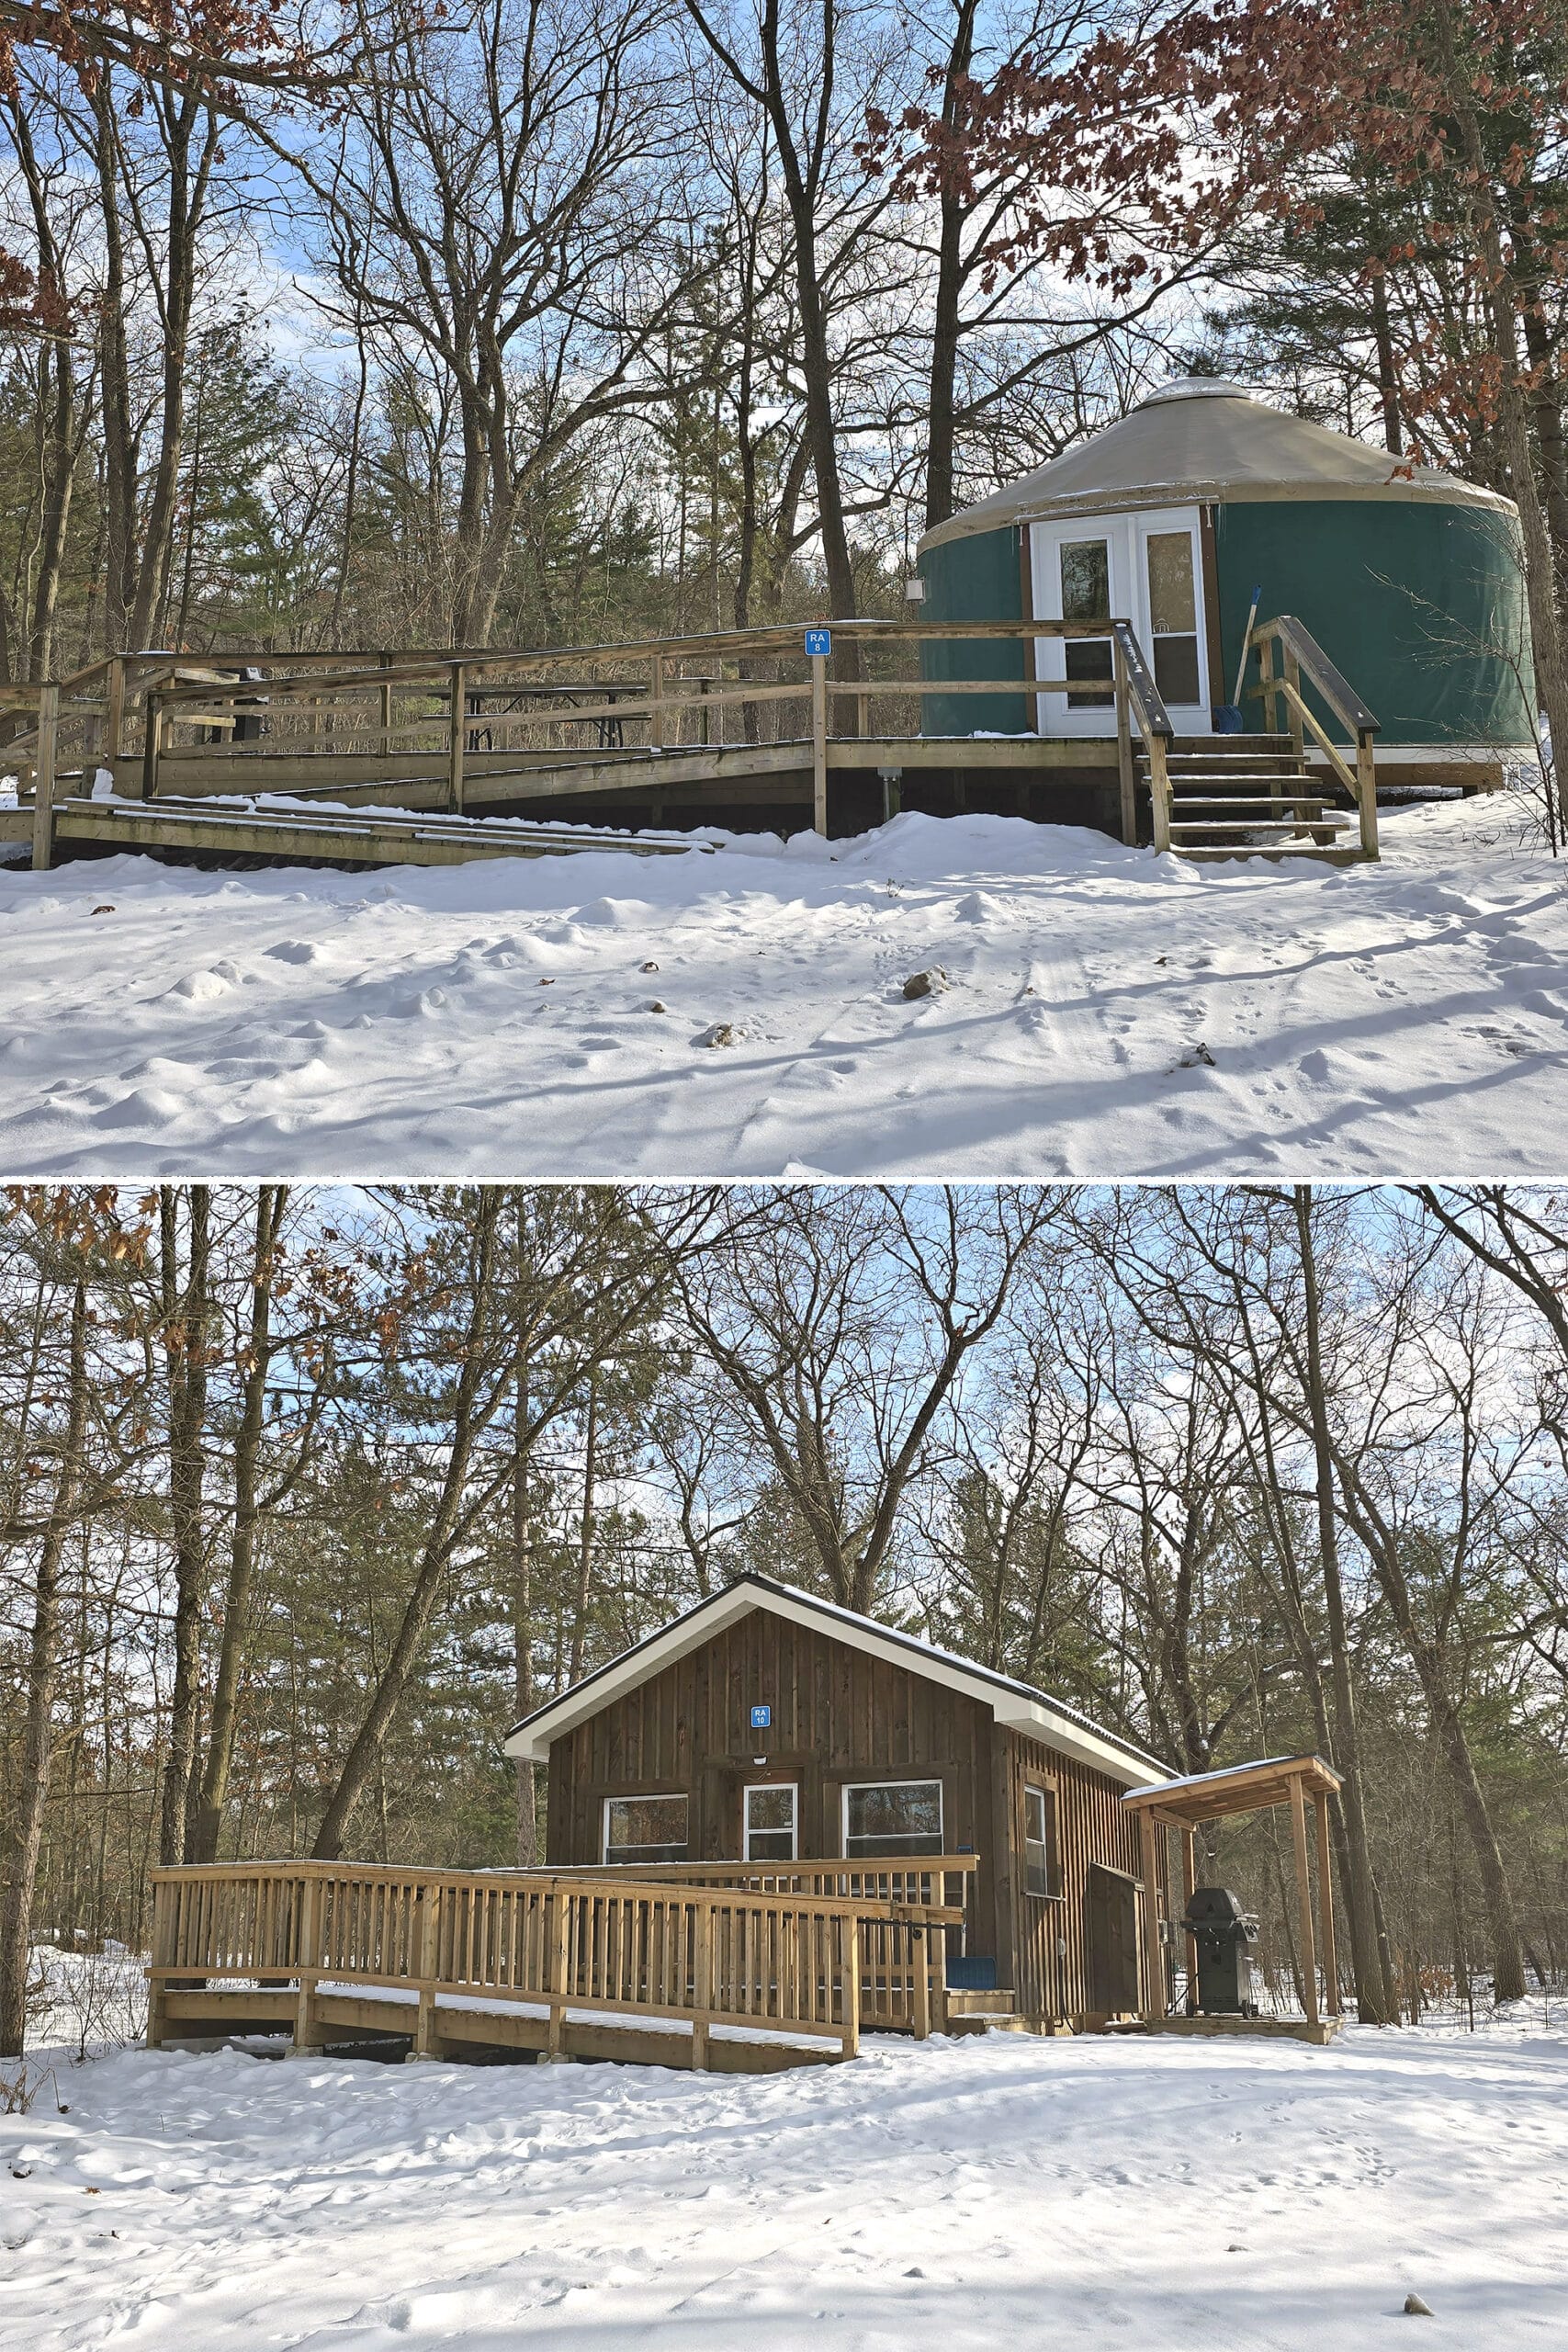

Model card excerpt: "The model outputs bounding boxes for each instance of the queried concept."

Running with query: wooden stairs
[1139,735,1370,864]
[944,1987,1032,2035]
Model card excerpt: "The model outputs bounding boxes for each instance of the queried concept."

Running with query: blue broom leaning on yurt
[915,377,1535,789]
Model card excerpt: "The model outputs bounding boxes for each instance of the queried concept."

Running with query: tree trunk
[568,1373,599,1685]
[923,0,978,533]
[1293,1187,1399,2021]
[512,1356,538,1865]
[158,1185,210,1868]
[90,74,137,655]
[189,1185,287,1864]
[0,1280,88,2057]
[1431,3,1568,832]
[311,1194,502,1860]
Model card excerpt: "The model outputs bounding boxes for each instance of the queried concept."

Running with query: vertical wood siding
[544,1603,1166,2012]
[1003,1729,1168,2023]
[547,1608,1000,1962]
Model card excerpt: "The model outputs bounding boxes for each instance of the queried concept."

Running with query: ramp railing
[146,1857,967,2063]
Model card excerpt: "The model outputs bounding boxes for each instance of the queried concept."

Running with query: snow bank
[0,797,1563,1176]
[3,2010,1565,2348]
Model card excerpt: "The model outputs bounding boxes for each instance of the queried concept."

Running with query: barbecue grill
[1181,1884,1261,2015]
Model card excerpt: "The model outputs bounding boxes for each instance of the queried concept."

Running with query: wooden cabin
[502,1574,1173,2030]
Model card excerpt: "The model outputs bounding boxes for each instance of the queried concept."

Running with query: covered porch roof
[1122,1752,1342,1828]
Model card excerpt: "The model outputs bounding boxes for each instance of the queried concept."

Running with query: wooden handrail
[1248,615,1380,741]
[146,1854,966,1925]
[146,1856,950,2060]
[1247,614,1380,858]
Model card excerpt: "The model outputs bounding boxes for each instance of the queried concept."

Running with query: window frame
[601,1791,690,1866]
[742,1781,798,1863]
[840,1776,946,1860]
[1023,1781,1061,1900]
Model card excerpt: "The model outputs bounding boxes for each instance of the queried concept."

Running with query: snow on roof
[503,1572,1169,1786]
[1123,1755,1297,1803]
[919,379,1512,553]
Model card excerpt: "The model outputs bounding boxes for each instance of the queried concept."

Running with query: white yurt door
[1031,506,1211,735]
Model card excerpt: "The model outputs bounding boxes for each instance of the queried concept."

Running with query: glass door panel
[1142,525,1204,712]
[744,1782,797,1862]
[1058,537,1115,709]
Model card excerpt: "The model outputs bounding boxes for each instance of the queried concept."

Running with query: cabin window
[1024,1784,1060,1898]
[842,1779,944,1859]
[603,1793,688,1865]
[743,1782,797,1862]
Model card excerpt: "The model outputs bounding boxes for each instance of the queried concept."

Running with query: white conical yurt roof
[919,379,1513,552]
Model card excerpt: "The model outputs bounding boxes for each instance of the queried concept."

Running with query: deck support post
[141,691,164,800]
[910,1923,931,2040]
[1139,1809,1167,2020]
[1146,729,1172,854]
[292,1872,327,2054]
[649,653,666,750]
[412,1881,442,2058]
[1180,1826,1199,2016]
[547,1885,571,2060]
[145,1877,171,2049]
[691,1897,714,2071]
[810,651,828,835]
[841,1917,862,2060]
[1356,730,1380,859]
[104,656,127,779]
[379,654,394,757]
[1113,639,1136,844]
[447,664,466,814]
[1313,1789,1341,2016]
[29,681,59,872]
[1289,1773,1320,2028]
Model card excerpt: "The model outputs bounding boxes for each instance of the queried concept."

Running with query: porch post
[1313,1788,1342,2016]
[1138,1808,1166,2020]
[1288,1774,1321,2027]
[1113,636,1136,844]
[1179,1824,1198,2015]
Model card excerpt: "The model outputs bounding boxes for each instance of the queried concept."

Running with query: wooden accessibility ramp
[4,610,1383,874]
[1,791,713,870]
[146,1856,977,2076]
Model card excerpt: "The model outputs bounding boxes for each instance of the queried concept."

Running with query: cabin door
[1031,507,1211,737]
[1087,1863,1142,2017]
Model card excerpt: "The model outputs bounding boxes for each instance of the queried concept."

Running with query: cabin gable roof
[502,1573,1168,1786]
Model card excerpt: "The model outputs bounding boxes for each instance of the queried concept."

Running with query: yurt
[916,379,1534,781]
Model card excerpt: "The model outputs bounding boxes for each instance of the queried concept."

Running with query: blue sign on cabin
[750,1703,772,1728]
[804,629,831,657]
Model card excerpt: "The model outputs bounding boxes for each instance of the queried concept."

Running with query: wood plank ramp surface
[3,793,715,870]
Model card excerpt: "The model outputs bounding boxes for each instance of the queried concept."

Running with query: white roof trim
[502,1578,1167,1787]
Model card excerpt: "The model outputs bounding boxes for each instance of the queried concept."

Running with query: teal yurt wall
[916,380,1535,751]
[919,526,1030,737]
[1211,499,1531,747]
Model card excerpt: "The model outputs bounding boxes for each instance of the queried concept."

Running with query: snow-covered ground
[4,2013,1565,2349]
[1,796,1564,1176]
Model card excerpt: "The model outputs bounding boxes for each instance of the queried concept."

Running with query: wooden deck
[1,612,1391,876]
[146,1857,976,2075]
